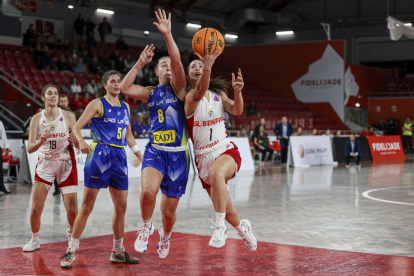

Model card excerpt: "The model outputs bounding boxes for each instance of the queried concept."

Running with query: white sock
[113,238,123,253]
[162,229,171,240]
[215,212,226,227]
[32,232,39,241]
[69,237,79,252]
[66,225,73,236]
[235,223,246,235]
[142,219,152,230]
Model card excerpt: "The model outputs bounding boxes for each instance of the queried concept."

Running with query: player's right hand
[195,46,222,70]
[79,140,92,154]
[40,129,50,143]
[138,44,155,65]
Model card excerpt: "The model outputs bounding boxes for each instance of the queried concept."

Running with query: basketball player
[60,70,143,268]
[24,85,79,252]
[120,9,189,258]
[185,48,257,251]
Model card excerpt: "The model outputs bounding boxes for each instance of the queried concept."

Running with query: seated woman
[253,125,273,163]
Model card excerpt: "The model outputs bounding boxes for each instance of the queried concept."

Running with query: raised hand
[232,68,244,94]
[40,128,50,143]
[138,44,155,65]
[194,46,222,70]
[153,9,171,35]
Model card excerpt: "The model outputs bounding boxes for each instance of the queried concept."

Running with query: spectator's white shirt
[70,84,82,93]
[83,83,98,94]
[282,124,287,138]
[350,141,358,156]
[0,120,9,149]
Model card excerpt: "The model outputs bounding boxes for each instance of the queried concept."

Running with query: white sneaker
[345,165,350,168]
[134,222,154,253]
[156,226,170,259]
[209,219,228,248]
[356,164,361,168]
[239,219,257,252]
[22,238,40,252]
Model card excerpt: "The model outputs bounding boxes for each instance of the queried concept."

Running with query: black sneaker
[110,247,140,264]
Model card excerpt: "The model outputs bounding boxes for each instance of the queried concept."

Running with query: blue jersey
[148,82,188,147]
[91,96,130,147]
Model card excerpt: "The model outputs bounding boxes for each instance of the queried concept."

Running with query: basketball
[192,28,225,57]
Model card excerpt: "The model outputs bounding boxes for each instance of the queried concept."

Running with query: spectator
[311,128,318,136]
[360,126,369,137]
[83,78,99,95]
[132,113,149,137]
[85,17,96,36]
[324,129,332,137]
[82,92,92,108]
[98,17,112,42]
[297,127,303,136]
[53,33,61,44]
[69,49,79,64]
[143,70,157,86]
[137,101,149,114]
[93,92,99,99]
[86,31,97,48]
[344,134,362,168]
[274,116,293,164]
[63,38,72,51]
[58,94,69,108]
[145,116,151,128]
[36,32,47,48]
[116,36,129,50]
[73,13,85,49]
[402,118,413,154]
[368,127,375,136]
[336,130,341,137]
[70,77,82,93]
[24,23,35,46]
[375,117,386,133]
[253,125,274,163]
[130,98,140,114]
[124,54,135,70]
[123,95,133,106]
[80,50,93,66]
[254,118,266,134]
[89,56,104,74]
[71,93,83,111]
[33,44,44,65]
[247,100,259,117]
[142,64,150,76]
[386,119,396,135]
[56,54,70,71]
[135,69,144,85]
[73,57,88,73]
[116,55,127,73]
[107,50,120,70]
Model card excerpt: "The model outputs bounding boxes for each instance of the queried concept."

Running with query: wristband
[131,144,140,153]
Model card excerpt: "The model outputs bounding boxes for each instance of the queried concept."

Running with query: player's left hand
[232,68,244,94]
[153,9,171,35]
[68,131,77,143]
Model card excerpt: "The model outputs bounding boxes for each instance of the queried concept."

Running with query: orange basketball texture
[192,28,225,57]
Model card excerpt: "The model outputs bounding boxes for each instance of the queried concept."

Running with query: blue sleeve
[288,124,293,136]
[274,124,280,136]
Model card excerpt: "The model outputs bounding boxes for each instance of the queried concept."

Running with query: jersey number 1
[210,128,212,141]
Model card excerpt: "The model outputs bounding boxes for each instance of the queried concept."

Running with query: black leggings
[255,146,274,161]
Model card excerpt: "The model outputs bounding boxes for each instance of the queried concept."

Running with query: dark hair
[59,94,67,99]
[40,85,70,111]
[70,77,77,85]
[98,70,122,97]
[155,56,170,73]
[187,62,229,97]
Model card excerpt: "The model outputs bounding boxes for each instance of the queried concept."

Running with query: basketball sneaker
[60,247,76,268]
[110,247,140,264]
[238,219,257,252]
[22,238,40,252]
[134,222,154,253]
[209,219,228,248]
[156,226,170,259]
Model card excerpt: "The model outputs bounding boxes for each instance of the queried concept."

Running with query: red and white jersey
[186,90,229,152]
[38,108,72,161]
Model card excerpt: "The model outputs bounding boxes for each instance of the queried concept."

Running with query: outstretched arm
[120,45,155,102]
[221,68,244,116]
[153,9,186,97]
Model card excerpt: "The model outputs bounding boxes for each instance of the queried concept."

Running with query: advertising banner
[288,136,334,167]
[367,135,405,161]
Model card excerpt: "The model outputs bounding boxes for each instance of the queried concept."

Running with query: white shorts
[35,158,78,194]
[195,142,241,190]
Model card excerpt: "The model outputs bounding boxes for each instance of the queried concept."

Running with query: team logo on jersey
[50,125,55,131]
[166,87,170,93]
[60,117,63,121]
[214,95,220,101]
[153,130,176,144]
[117,111,121,116]
[108,109,112,112]
[208,108,214,117]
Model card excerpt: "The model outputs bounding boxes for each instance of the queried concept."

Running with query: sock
[66,225,73,236]
[113,238,123,253]
[235,223,246,235]
[69,237,79,252]
[215,212,226,227]
[162,229,171,240]
[142,219,152,230]
[32,232,39,241]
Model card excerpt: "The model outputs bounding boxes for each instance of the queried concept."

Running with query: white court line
[362,187,414,206]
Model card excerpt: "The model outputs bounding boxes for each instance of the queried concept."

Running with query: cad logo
[108,109,111,112]
[104,118,116,123]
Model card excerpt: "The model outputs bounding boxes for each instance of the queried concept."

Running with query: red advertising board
[367,136,405,161]
[16,0,37,12]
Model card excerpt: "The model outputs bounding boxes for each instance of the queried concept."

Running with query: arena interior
[1,0,414,275]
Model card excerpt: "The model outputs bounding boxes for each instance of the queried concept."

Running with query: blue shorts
[84,142,128,190]
[142,143,190,198]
